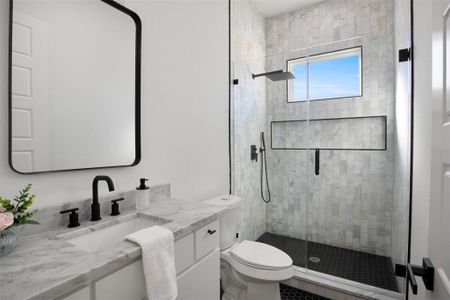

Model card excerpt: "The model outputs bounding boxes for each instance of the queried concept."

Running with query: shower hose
[260,132,271,203]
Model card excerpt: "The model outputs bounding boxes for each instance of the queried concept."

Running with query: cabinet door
[95,260,146,300]
[195,220,219,260]
[175,233,194,273]
[177,249,220,300]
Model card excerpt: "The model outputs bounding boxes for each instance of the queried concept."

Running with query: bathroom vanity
[62,218,220,300]
[0,197,225,300]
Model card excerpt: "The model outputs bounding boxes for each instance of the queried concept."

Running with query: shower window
[287,46,362,102]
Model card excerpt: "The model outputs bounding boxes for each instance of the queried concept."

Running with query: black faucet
[91,175,115,221]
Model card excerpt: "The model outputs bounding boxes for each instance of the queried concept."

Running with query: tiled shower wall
[230,0,267,241]
[264,0,396,256]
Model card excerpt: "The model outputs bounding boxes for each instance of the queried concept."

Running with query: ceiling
[250,0,325,17]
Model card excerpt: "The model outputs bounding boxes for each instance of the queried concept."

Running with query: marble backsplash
[21,183,171,236]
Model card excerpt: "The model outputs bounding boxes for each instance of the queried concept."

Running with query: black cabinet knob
[60,208,80,228]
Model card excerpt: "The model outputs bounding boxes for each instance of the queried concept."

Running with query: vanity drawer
[194,220,219,260]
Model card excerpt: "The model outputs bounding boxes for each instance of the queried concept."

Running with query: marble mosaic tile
[231,0,267,241]
[232,0,402,257]
[264,0,395,256]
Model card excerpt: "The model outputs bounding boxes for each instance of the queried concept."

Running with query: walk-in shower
[231,0,412,298]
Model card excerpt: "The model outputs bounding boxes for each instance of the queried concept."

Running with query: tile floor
[257,232,399,292]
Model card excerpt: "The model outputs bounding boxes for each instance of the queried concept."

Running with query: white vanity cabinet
[61,220,220,300]
[177,249,220,300]
[95,260,146,300]
[177,220,220,300]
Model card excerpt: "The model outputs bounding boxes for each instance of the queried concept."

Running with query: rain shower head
[252,70,295,81]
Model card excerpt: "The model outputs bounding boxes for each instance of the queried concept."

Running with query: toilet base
[222,279,281,300]
[221,259,282,300]
[247,282,281,300]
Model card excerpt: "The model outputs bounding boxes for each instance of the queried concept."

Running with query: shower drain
[309,256,321,263]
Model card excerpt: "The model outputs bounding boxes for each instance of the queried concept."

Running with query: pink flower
[0,212,14,231]
[0,205,5,213]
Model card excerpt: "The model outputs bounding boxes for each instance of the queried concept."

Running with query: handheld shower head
[259,132,271,204]
[260,132,266,152]
[252,70,295,81]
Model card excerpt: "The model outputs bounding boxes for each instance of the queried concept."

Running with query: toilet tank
[202,195,242,250]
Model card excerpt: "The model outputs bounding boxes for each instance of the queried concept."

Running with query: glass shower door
[231,52,309,269]
[304,34,409,295]
[255,50,311,270]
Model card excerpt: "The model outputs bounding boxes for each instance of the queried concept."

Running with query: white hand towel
[127,226,177,300]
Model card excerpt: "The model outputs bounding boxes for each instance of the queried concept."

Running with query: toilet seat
[231,240,293,270]
[221,241,294,282]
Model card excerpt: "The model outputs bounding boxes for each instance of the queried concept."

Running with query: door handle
[315,148,320,176]
[407,264,418,294]
[395,258,434,295]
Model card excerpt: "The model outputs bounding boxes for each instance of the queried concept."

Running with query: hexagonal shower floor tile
[257,232,399,292]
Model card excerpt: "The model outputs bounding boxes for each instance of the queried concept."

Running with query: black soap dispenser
[136,178,150,209]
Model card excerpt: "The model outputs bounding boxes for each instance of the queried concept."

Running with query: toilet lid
[230,240,293,270]
[203,195,242,211]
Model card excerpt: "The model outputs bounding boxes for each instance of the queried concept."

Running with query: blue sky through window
[289,48,361,102]
[291,63,307,101]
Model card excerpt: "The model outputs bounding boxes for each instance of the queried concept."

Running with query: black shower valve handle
[251,145,258,162]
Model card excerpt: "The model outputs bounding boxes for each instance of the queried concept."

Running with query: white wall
[0,0,229,208]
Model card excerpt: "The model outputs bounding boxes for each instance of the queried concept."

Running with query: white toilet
[203,195,294,300]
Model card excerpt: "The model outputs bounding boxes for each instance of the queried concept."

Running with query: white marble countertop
[0,198,226,300]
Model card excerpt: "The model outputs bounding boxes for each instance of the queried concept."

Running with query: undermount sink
[61,214,169,253]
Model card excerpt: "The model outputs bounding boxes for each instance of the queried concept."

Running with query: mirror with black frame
[8,0,141,174]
